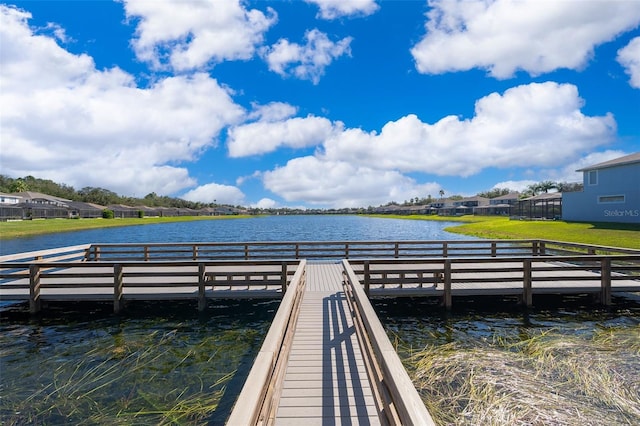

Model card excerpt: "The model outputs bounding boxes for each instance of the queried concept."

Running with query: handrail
[227,260,307,426]
[342,259,435,425]
[83,240,639,262]
[0,244,91,262]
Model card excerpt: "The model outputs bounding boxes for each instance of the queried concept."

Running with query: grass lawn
[0,216,251,240]
[367,214,640,250]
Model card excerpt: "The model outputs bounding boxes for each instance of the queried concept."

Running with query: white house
[563,152,640,223]
[0,192,22,204]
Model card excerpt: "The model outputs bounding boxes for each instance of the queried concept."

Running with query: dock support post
[198,263,207,311]
[600,258,611,306]
[113,264,124,313]
[364,261,370,296]
[29,264,41,314]
[523,259,532,307]
[281,262,288,293]
[444,259,452,310]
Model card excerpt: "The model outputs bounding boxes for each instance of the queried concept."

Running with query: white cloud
[123,0,276,71]
[254,198,278,209]
[262,29,352,84]
[181,182,245,204]
[227,114,339,157]
[262,156,441,208]
[617,36,640,89]
[0,5,244,197]
[491,180,537,193]
[305,0,379,20]
[412,0,640,78]
[321,82,616,175]
[247,102,298,122]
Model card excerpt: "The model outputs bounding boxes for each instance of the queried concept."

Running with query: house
[0,192,22,205]
[563,152,640,223]
[438,196,489,216]
[514,192,562,220]
[474,192,520,216]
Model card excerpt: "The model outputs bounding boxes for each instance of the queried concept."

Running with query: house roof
[577,152,640,172]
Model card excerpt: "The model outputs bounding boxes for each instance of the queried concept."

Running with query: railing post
[193,245,198,261]
[295,243,300,259]
[491,242,497,257]
[532,241,539,256]
[600,257,611,306]
[244,244,249,260]
[345,243,349,259]
[540,242,546,256]
[113,264,124,313]
[144,245,149,261]
[281,262,288,293]
[95,246,101,261]
[443,242,448,257]
[394,242,399,258]
[364,261,370,296]
[198,263,207,311]
[523,259,532,307]
[444,259,452,310]
[29,264,41,314]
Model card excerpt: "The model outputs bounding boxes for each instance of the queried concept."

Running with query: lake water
[0,214,474,255]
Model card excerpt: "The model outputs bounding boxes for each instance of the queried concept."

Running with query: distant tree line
[0,175,222,210]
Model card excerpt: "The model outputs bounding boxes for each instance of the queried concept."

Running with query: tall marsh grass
[400,325,640,425]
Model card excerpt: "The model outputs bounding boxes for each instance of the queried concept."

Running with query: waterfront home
[474,192,519,216]
[514,192,563,220]
[563,152,640,223]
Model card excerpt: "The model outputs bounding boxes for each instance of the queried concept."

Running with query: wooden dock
[274,262,380,424]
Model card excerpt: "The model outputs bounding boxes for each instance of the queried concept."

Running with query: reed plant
[398,325,640,425]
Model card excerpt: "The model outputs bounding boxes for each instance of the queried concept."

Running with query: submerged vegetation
[0,300,276,425]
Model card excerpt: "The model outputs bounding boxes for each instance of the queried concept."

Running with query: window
[598,195,625,204]
[587,170,598,185]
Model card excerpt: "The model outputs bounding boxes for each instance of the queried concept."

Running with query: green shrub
[137,210,144,218]
[102,209,114,219]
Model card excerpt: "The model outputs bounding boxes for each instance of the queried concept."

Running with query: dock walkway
[275,262,379,425]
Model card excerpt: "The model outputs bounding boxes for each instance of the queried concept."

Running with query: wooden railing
[227,260,307,425]
[0,244,91,263]
[0,259,301,313]
[347,254,640,307]
[342,260,435,425]
[83,239,639,261]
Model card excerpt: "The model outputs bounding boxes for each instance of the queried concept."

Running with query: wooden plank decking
[274,262,381,425]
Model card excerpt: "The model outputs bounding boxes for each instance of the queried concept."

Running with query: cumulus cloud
[263,156,441,208]
[305,0,379,20]
[0,5,244,196]
[254,198,278,209]
[257,82,617,206]
[123,0,276,71]
[181,182,245,204]
[262,28,352,84]
[412,0,640,78]
[321,82,616,175]
[227,106,340,157]
[617,36,640,89]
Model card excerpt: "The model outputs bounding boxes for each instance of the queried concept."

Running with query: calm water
[0,215,473,255]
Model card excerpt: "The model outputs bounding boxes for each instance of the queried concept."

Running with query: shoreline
[0,215,252,240]
[1,214,638,250]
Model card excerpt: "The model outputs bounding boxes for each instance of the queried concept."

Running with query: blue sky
[1,0,639,208]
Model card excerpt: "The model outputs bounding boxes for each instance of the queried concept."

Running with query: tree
[9,178,28,193]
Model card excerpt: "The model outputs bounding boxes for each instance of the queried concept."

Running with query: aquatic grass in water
[379,297,640,426]
[0,300,276,425]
